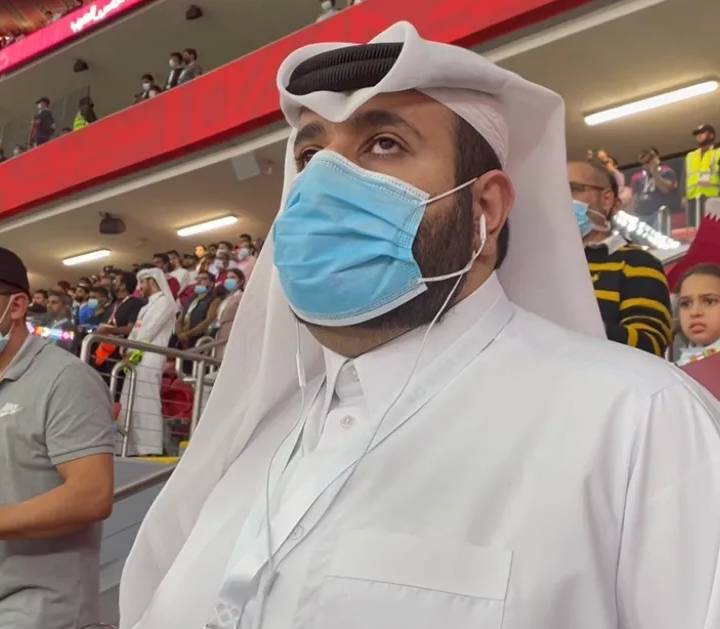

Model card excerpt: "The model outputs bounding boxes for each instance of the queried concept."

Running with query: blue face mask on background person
[86,298,99,310]
[273,150,482,327]
[194,284,208,295]
[0,296,16,354]
[224,278,239,292]
[573,199,592,237]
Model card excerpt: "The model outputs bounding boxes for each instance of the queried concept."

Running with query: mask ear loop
[254,318,307,629]
[586,208,611,233]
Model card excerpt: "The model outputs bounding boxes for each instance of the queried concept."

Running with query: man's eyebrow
[352,109,424,140]
[294,121,326,149]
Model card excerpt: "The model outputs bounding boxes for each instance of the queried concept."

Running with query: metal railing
[658,205,671,236]
[112,465,176,502]
[81,334,223,456]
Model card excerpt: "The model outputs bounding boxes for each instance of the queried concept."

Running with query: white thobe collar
[316,273,509,430]
[586,232,626,255]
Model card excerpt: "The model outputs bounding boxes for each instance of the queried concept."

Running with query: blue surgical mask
[223,278,239,292]
[86,298,99,310]
[0,297,16,354]
[194,284,208,295]
[237,247,251,259]
[273,151,483,327]
[573,199,592,237]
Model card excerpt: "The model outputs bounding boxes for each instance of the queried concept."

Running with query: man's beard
[304,189,475,333]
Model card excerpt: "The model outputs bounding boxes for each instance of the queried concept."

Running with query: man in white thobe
[120,23,720,629]
[120,267,177,456]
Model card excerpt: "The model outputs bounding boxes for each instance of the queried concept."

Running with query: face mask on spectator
[194,284,208,295]
[0,297,17,354]
[573,200,592,237]
[86,298,99,310]
[224,278,239,292]
[142,81,152,91]
[237,247,251,259]
[321,0,333,9]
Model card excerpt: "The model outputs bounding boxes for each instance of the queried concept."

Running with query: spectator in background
[56,280,73,304]
[168,250,192,291]
[316,0,339,21]
[236,233,257,281]
[11,145,25,157]
[182,254,199,282]
[676,264,720,366]
[62,0,84,16]
[153,252,171,273]
[0,247,113,629]
[176,271,220,349]
[684,124,720,227]
[148,86,163,99]
[42,290,78,353]
[215,268,244,359]
[30,97,55,147]
[0,148,6,163]
[73,96,98,131]
[207,243,218,256]
[99,272,115,294]
[631,147,678,231]
[120,268,177,455]
[569,160,672,357]
[81,286,113,329]
[178,48,202,84]
[95,272,145,387]
[73,279,92,324]
[31,289,48,311]
[210,250,233,283]
[135,74,157,103]
[28,289,48,324]
[166,52,184,90]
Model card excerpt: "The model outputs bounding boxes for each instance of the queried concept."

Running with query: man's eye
[370,137,401,156]
[297,148,318,169]
[704,296,719,306]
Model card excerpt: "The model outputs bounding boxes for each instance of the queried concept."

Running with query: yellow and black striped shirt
[585,241,672,357]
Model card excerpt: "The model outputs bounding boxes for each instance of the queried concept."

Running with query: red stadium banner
[0,0,591,218]
[0,0,153,76]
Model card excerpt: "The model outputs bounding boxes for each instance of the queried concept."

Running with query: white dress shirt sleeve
[616,381,720,629]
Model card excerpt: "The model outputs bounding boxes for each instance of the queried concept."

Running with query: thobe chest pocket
[312,530,512,629]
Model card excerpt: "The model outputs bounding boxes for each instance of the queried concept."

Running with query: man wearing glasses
[568,160,672,357]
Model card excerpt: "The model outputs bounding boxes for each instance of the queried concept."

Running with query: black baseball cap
[0,248,30,295]
[693,123,715,136]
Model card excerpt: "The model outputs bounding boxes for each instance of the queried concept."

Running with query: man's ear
[470,170,514,249]
[600,189,619,217]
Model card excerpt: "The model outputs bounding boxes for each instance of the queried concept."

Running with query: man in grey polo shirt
[0,248,115,629]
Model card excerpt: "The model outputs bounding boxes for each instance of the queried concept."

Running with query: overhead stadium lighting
[584,80,719,126]
[62,249,111,266]
[177,215,238,237]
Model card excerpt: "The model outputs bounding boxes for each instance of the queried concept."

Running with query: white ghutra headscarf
[120,22,603,626]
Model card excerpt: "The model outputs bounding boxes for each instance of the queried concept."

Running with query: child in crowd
[676,264,720,366]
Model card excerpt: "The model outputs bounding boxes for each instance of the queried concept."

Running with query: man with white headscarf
[119,267,177,455]
[120,23,720,629]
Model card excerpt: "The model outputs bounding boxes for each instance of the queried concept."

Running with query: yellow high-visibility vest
[685,146,720,199]
[73,112,89,131]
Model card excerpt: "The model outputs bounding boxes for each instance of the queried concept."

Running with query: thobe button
[290,524,304,540]
[341,415,355,428]
[350,366,359,380]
